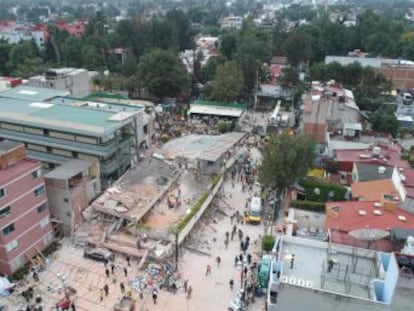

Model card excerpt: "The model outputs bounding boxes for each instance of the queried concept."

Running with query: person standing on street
[152,288,158,304]
[229,279,234,290]
[206,264,212,276]
[216,256,221,268]
[187,286,193,299]
[103,284,109,296]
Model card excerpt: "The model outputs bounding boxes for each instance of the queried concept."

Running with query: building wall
[0,163,52,275]
[44,183,71,235]
[275,284,391,311]
[380,66,414,90]
[27,70,90,97]
[0,119,135,185]
[0,145,25,170]
[45,176,100,235]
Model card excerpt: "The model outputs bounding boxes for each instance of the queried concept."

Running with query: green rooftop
[0,97,136,137]
[0,85,69,102]
[193,100,246,109]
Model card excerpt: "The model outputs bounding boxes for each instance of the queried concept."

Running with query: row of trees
[1,4,414,102]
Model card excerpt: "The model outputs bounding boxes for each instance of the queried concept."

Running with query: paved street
[138,146,266,311]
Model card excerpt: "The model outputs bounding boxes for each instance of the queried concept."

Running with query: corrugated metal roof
[188,105,244,117]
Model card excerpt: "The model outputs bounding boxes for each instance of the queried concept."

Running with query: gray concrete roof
[0,140,21,153]
[45,159,91,180]
[161,132,245,162]
[356,163,393,182]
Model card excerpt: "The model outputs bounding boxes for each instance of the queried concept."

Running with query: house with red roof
[326,200,414,251]
[55,20,88,37]
[334,144,410,173]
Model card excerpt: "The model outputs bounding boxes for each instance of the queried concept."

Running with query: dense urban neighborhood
[1,0,414,311]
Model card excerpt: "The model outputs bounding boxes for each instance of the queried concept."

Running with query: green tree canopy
[209,60,244,102]
[137,48,188,100]
[259,132,315,192]
[369,106,399,137]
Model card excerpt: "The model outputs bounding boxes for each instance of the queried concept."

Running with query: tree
[220,32,238,59]
[278,67,299,88]
[0,40,12,75]
[137,48,188,100]
[259,131,315,193]
[369,106,399,137]
[209,61,244,102]
[165,9,195,51]
[7,41,44,77]
[62,37,83,67]
[10,57,45,79]
[282,31,314,66]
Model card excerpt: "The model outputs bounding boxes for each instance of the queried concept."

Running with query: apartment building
[0,86,140,188]
[0,141,53,275]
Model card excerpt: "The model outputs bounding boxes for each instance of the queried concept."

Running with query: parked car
[83,248,114,263]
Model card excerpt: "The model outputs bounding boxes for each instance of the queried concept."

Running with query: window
[0,188,5,198]
[5,239,18,252]
[34,185,45,197]
[31,169,41,179]
[40,217,50,228]
[37,203,48,213]
[72,151,78,158]
[43,129,49,136]
[0,206,10,218]
[2,223,15,236]
[46,146,52,153]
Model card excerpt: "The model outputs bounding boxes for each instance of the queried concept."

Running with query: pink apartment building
[0,141,53,275]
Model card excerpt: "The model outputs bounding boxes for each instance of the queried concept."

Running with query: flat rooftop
[0,85,69,101]
[278,236,378,300]
[161,132,245,162]
[0,140,21,153]
[45,159,91,180]
[51,97,146,112]
[0,97,137,137]
[91,157,179,222]
[189,105,245,117]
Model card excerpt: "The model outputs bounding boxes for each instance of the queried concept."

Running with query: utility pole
[254,69,259,111]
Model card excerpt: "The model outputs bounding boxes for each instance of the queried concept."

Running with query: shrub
[160,133,170,143]
[212,174,222,187]
[174,192,210,234]
[12,265,30,280]
[217,122,230,134]
[42,241,61,257]
[290,200,326,212]
[299,178,347,202]
[262,235,275,252]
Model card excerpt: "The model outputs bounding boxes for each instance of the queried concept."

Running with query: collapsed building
[75,132,245,266]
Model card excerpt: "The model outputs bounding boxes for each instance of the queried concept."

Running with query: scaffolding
[321,244,374,296]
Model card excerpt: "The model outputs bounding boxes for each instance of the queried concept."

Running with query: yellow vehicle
[244,196,262,224]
